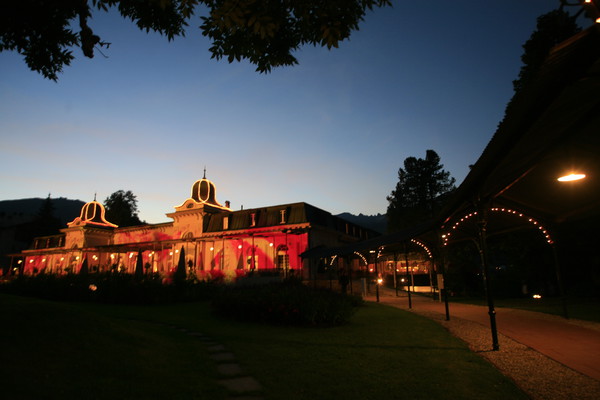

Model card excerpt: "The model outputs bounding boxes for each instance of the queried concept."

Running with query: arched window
[276,245,289,270]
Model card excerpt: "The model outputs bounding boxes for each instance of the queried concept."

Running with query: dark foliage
[512,9,581,94]
[0,273,217,304]
[173,246,187,286]
[211,280,362,326]
[1,0,391,80]
[386,150,455,232]
[34,195,62,236]
[498,8,581,128]
[103,190,143,227]
[12,196,63,246]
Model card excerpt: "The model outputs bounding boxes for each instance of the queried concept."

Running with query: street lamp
[557,173,586,182]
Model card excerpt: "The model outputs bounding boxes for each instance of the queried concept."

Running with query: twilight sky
[0,1,582,224]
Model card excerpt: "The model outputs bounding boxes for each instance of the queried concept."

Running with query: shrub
[211,280,362,326]
[0,272,217,304]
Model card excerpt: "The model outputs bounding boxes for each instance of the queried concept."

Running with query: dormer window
[223,215,229,230]
[280,209,286,224]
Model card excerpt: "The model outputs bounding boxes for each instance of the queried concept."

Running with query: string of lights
[410,239,433,259]
[442,208,554,246]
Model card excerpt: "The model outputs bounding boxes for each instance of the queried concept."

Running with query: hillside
[0,198,85,228]
[336,212,387,234]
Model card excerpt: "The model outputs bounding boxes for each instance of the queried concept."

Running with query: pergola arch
[442,207,554,247]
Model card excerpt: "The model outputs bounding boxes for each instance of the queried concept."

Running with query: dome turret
[173,170,231,212]
[191,177,221,206]
[67,200,118,228]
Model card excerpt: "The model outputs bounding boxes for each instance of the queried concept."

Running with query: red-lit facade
[19,176,375,280]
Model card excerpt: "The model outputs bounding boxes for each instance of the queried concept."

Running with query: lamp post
[371,250,380,302]
[404,242,412,309]
[476,206,499,351]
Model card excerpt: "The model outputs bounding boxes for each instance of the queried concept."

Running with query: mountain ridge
[336,212,387,234]
[0,198,85,228]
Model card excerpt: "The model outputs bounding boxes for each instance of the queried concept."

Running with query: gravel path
[371,294,600,400]
[416,309,600,400]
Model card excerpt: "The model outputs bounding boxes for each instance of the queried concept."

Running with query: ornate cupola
[191,171,222,207]
[62,198,117,249]
[169,170,231,238]
[67,200,118,228]
[173,169,231,212]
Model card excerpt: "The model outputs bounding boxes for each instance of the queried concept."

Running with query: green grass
[1,293,527,400]
[1,294,226,400]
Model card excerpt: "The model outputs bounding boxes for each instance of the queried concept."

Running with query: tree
[497,7,581,129]
[386,150,455,232]
[0,0,391,81]
[511,8,581,94]
[174,246,187,287]
[103,190,143,227]
[134,249,144,281]
[34,194,62,236]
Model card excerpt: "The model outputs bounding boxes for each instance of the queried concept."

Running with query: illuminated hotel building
[19,175,375,278]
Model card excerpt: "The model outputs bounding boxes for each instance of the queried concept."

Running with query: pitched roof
[203,202,379,239]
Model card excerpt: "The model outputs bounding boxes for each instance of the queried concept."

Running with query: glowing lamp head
[557,173,586,182]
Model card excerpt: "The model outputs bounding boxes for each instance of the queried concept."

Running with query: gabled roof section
[202,202,379,239]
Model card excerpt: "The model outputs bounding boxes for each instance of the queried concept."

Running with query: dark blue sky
[0,1,583,223]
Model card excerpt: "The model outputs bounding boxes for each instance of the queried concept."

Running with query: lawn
[1,293,527,400]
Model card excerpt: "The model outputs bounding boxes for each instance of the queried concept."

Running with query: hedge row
[211,280,363,326]
[0,273,217,304]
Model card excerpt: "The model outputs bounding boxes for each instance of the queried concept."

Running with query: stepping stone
[210,352,235,362]
[207,344,226,352]
[218,376,262,393]
[217,363,243,376]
